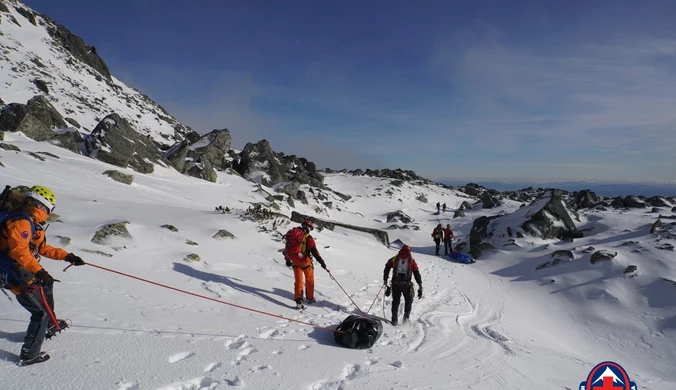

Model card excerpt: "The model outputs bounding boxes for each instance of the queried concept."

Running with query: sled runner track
[449,270,514,387]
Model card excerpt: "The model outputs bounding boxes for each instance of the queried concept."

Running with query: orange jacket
[443,228,454,240]
[432,227,443,240]
[0,212,67,274]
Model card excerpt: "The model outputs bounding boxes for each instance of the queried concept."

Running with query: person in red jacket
[0,186,85,366]
[383,245,422,326]
[443,224,454,255]
[431,224,443,255]
[283,220,327,309]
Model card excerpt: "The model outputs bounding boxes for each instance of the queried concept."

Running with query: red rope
[327,270,365,316]
[74,262,345,334]
[365,284,384,314]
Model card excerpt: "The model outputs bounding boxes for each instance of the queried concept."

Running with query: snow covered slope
[0,0,189,144]
[1,133,675,389]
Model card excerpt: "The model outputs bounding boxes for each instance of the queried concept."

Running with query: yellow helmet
[25,185,56,213]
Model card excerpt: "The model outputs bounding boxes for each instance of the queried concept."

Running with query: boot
[19,352,50,366]
[46,319,69,339]
[403,314,410,324]
[391,314,398,326]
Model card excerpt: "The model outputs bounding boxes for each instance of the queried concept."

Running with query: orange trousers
[293,265,315,301]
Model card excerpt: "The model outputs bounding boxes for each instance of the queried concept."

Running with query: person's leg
[391,286,403,324]
[304,267,315,301]
[403,287,414,322]
[293,267,304,303]
[16,289,49,359]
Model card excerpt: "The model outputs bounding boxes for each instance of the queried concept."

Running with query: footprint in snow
[168,352,194,363]
[204,362,221,373]
[225,338,247,350]
[271,350,283,356]
[115,382,139,390]
[365,357,380,365]
[298,344,311,350]
[250,365,271,372]
[259,328,278,338]
[224,376,245,387]
[391,360,404,369]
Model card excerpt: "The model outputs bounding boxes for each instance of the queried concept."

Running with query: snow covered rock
[0,95,67,141]
[165,129,232,182]
[590,250,617,264]
[623,195,646,208]
[103,169,133,185]
[386,210,413,224]
[573,189,601,209]
[237,140,287,186]
[520,190,581,240]
[481,191,500,209]
[84,114,162,174]
[290,211,390,246]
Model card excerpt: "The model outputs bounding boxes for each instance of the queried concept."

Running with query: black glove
[66,253,86,266]
[285,259,292,267]
[384,285,391,297]
[35,269,54,287]
[417,286,423,299]
[319,260,327,270]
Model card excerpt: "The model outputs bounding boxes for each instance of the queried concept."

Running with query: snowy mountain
[0,0,190,144]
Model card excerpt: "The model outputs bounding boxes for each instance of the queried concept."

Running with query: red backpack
[283,227,308,263]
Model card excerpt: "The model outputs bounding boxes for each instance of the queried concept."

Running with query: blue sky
[23,0,676,183]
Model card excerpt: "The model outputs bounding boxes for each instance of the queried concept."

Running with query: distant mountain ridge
[441,181,676,198]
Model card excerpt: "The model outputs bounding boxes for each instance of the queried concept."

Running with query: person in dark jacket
[383,245,422,325]
[443,224,454,255]
[431,224,443,255]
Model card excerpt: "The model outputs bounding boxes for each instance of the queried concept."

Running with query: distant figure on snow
[283,220,328,310]
[442,203,447,213]
[431,223,443,255]
[0,185,86,366]
[435,202,441,214]
[443,224,454,255]
[383,245,423,326]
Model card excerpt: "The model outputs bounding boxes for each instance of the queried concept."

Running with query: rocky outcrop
[481,192,500,209]
[386,210,413,224]
[469,215,500,259]
[165,129,232,182]
[623,195,646,208]
[646,196,670,208]
[47,24,112,80]
[103,170,133,185]
[290,211,389,247]
[83,114,164,173]
[52,128,84,153]
[521,190,581,240]
[237,140,287,186]
[573,190,600,209]
[590,250,617,264]
[0,95,67,141]
[277,181,301,198]
[453,208,466,219]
